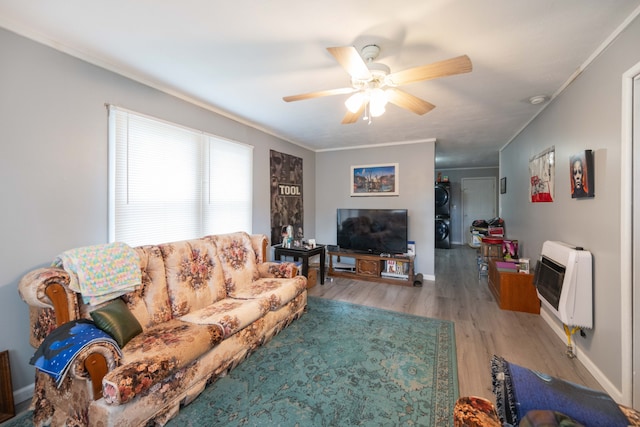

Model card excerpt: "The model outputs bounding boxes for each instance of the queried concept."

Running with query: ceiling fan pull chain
[363,102,372,124]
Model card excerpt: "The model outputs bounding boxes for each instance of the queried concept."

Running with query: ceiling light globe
[345,93,364,113]
[370,103,386,117]
[370,88,388,106]
[369,89,388,117]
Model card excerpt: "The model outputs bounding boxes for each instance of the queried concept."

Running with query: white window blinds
[108,106,253,246]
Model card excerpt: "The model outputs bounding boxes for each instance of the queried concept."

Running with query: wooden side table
[488,260,540,314]
[0,350,15,422]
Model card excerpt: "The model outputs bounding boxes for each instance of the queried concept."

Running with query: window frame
[107,105,253,246]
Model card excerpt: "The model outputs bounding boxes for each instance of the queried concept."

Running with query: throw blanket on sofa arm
[53,242,141,305]
[30,319,122,387]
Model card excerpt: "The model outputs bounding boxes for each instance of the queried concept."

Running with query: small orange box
[306,268,317,288]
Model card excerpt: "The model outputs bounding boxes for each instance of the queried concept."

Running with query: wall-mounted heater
[534,241,593,329]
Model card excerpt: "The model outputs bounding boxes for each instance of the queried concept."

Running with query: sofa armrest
[257,261,299,278]
[454,396,502,427]
[18,267,81,346]
[250,234,269,263]
[69,342,122,399]
[18,267,71,309]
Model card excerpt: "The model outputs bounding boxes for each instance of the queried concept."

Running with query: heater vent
[534,241,593,328]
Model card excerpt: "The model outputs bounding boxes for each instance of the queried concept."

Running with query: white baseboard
[13,382,34,406]
[423,274,436,281]
[539,309,623,403]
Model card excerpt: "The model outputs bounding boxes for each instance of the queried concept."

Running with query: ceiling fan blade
[386,55,472,86]
[327,46,371,81]
[341,103,366,124]
[386,88,435,115]
[283,87,355,102]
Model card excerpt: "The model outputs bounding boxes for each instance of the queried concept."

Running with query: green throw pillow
[90,298,142,347]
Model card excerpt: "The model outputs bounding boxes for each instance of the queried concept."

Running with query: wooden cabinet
[356,258,380,276]
[488,260,540,314]
[0,350,14,422]
[328,250,415,286]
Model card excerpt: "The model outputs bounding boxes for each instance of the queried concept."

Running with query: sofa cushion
[102,318,224,405]
[125,246,173,328]
[160,239,227,318]
[229,276,307,310]
[205,232,259,295]
[90,298,142,347]
[180,298,270,338]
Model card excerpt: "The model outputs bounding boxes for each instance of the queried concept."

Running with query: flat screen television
[336,208,408,254]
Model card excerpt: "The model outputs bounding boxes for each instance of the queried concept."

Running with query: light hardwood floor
[308,244,602,400]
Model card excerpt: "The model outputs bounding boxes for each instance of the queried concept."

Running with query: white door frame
[460,177,497,245]
[621,61,640,407]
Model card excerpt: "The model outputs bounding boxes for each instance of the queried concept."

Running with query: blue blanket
[30,319,121,387]
[491,355,628,427]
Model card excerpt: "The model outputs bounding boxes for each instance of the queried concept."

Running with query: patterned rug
[5,297,458,427]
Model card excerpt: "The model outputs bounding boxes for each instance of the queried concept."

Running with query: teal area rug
[170,296,458,426]
[4,297,458,427]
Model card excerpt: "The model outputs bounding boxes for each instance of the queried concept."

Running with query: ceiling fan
[283,45,472,124]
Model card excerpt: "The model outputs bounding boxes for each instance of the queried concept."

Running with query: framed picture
[529,147,555,203]
[351,163,399,196]
[570,150,595,198]
[500,177,507,194]
[0,350,14,422]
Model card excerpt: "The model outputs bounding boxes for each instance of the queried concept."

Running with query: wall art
[270,150,303,244]
[570,150,595,198]
[529,146,555,203]
[350,163,399,196]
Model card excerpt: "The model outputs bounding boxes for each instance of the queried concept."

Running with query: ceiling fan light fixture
[345,92,365,113]
[529,95,548,105]
[370,88,388,104]
[283,45,473,125]
[370,103,386,117]
[369,88,388,117]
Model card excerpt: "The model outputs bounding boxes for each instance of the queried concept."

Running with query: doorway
[461,177,497,245]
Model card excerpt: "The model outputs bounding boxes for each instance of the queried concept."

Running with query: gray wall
[315,142,435,279]
[0,28,315,402]
[500,15,640,401]
[434,168,500,244]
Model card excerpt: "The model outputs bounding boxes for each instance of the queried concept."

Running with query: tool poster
[270,150,303,244]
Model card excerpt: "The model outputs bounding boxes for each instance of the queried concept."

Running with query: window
[108,106,253,246]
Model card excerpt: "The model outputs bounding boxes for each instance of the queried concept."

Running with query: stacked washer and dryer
[435,182,451,249]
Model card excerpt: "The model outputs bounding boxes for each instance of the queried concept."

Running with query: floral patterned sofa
[18,232,308,427]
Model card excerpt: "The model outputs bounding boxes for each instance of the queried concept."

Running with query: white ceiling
[1,1,639,168]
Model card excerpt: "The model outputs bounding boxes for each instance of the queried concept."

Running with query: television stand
[327,249,415,286]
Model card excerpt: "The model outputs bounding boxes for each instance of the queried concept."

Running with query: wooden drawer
[356,259,380,276]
